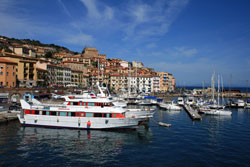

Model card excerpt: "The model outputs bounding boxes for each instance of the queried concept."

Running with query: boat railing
[30,103,67,110]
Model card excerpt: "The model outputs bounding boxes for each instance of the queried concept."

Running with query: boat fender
[146,108,150,111]
[87,121,91,127]
[78,118,81,123]
[57,117,59,122]
[34,116,38,123]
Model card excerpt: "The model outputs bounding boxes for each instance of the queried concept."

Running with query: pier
[184,104,202,120]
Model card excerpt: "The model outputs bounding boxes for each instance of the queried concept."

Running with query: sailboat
[199,74,232,116]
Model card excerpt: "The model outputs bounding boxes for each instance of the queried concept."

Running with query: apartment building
[157,72,175,92]
[152,76,161,92]
[0,52,38,87]
[71,70,83,87]
[37,67,48,87]
[110,74,128,92]
[47,64,71,87]
[62,55,91,66]
[0,58,17,88]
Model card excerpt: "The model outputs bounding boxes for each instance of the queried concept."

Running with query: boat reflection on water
[17,127,152,165]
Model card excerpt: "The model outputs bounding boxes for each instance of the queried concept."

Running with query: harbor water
[1,107,250,167]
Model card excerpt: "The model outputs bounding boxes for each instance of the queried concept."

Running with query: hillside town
[0,35,175,94]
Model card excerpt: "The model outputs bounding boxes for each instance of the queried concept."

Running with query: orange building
[0,58,17,88]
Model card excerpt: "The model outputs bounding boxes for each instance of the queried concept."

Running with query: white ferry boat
[17,98,153,130]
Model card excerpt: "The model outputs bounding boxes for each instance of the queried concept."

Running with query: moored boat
[245,99,250,109]
[17,99,154,130]
[200,109,232,116]
[177,97,184,106]
[159,101,182,110]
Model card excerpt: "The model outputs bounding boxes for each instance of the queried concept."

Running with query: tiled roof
[0,58,18,65]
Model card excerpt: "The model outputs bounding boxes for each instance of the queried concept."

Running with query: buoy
[87,121,91,127]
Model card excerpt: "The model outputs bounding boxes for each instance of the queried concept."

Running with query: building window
[7,72,8,76]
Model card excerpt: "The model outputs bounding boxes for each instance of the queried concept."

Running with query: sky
[0,0,250,87]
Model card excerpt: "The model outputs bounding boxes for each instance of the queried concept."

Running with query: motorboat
[159,101,182,110]
[236,99,245,108]
[185,97,195,105]
[177,97,184,106]
[245,99,250,109]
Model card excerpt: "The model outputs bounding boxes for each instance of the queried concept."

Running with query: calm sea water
[1,107,250,167]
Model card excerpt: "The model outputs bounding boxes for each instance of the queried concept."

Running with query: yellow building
[157,72,175,92]
[71,70,83,88]
[0,58,17,88]
[1,52,38,88]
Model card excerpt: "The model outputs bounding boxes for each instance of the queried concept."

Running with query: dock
[0,111,18,123]
[183,104,202,120]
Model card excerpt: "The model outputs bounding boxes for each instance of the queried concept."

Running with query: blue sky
[0,0,250,87]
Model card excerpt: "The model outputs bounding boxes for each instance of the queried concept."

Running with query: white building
[152,76,160,92]
[132,61,143,68]
[128,75,152,93]
[63,66,71,87]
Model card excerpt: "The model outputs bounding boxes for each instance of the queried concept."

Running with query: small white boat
[245,100,250,109]
[236,99,245,108]
[177,97,184,106]
[202,109,232,116]
[158,122,171,127]
[159,101,182,110]
[185,97,195,105]
[138,100,152,106]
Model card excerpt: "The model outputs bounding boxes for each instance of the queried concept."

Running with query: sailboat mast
[218,74,220,106]
[98,59,100,84]
[211,72,215,102]
[128,64,131,96]
[221,75,224,105]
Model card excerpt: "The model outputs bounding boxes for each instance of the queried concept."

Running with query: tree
[45,52,53,58]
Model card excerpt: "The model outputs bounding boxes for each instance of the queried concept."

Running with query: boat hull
[202,110,232,116]
[17,114,142,130]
